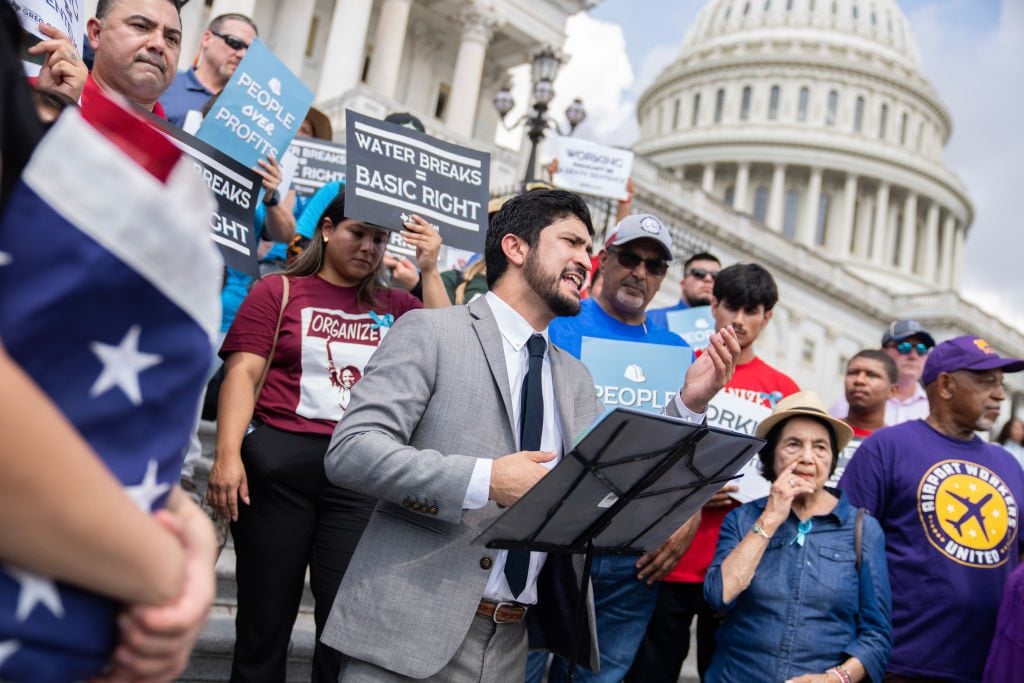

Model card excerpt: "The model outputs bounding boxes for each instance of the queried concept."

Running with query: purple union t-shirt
[839,419,1024,683]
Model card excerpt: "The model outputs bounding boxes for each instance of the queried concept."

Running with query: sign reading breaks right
[344,110,489,253]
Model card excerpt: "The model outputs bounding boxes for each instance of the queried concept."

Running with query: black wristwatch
[262,189,281,207]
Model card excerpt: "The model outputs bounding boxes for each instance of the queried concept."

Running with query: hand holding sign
[29,23,86,103]
[679,326,741,413]
[400,214,443,275]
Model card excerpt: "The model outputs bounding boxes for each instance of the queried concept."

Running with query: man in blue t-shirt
[527,214,700,683]
[647,251,720,331]
[840,336,1024,683]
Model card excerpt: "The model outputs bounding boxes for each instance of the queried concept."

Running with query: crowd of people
[2,1,1024,682]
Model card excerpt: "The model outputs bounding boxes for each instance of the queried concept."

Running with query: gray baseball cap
[881,319,935,348]
[604,214,673,260]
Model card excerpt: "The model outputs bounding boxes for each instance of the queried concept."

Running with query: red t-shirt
[850,425,874,438]
[666,355,800,583]
[221,274,421,435]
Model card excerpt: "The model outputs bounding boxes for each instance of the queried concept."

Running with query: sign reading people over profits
[551,135,633,201]
[665,306,716,350]
[160,124,261,277]
[285,138,346,198]
[345,110,489,253]
[580,338,692,416]
[197,38,313,169]
[12,0,83,76]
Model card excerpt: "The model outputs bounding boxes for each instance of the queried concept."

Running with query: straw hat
[754,390,853,452]
[303,106,333,141]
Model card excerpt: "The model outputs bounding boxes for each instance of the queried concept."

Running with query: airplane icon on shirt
[946,491,993,541]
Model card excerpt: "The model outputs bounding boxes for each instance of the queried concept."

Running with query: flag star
[125,459,170,512]
[0,251,11,267]
[968,529,978,538]
[5,567,64,622]
[0,640,18,667]
[946,504,956,513]
[969,483,978,492]
[89,325,162,406]
[993,510,1002,518]
[953,483,960,489]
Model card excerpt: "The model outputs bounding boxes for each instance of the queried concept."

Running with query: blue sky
[555,0,1024,333]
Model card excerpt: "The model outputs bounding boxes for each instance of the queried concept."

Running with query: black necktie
[504,333,547,599]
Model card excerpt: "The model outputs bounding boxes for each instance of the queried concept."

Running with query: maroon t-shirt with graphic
[221,274,421,435]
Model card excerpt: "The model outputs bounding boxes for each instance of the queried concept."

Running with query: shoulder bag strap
[854,507,865,573]
[253,275,290,403]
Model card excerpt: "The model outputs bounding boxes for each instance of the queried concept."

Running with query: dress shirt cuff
[672,392,706,423]
[464,458,493,509]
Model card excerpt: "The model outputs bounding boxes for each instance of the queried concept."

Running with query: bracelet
[751,523,772,540]
[827,666,852,683]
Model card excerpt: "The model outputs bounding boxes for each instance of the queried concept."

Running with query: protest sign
[345,110,489,252]
[580,338,691,416]
[665,306,716,350]
[159,124,261,277]
[551,135,633,201]
[706,391,772,503]
[285,137,347,198]
[197,38,313,169]
[12,0,83,76]
[827,437,863,488]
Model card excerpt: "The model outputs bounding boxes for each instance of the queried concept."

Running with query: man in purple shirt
[840,336,1024,683]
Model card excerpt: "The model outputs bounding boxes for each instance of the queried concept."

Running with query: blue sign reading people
[664,306,716,349]
[580,337,692,415]
[196,38,313,168]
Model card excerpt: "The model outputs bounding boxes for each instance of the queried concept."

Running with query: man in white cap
[527,213,703,683]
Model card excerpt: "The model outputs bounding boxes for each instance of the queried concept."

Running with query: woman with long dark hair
[207,195,444,681]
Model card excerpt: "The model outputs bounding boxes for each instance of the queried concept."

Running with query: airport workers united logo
[918,459,1019,568]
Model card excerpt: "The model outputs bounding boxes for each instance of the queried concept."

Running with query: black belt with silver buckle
[476,599,529,624]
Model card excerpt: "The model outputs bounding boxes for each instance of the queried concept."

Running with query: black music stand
[475,407,764,681]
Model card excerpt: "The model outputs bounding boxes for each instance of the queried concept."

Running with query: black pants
[229,423,376,683]
[625,582,719,683]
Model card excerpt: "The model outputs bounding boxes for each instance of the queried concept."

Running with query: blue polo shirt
[160,68,214,127]
[647,299,688,331]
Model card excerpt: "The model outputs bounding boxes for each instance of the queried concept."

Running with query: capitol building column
[446,6,495,138]
[797,166,822,246]
[270,0,316,75]
[317,0,374,102]
[899,191,918,275]
[831,173,857,257]
[701,164,716,193]
[734,162,750,212]
[367,0,413,99]
[766,163,786,232]
[870,182,890,265]
[952,223,966,290]
[940,213,957,289]
[209,0,256,19]
[921,201,940,284]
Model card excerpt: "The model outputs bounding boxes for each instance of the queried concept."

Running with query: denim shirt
[704,491,893,683]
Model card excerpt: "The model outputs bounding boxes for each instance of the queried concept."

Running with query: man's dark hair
[96,0,182,19]
[485,189,593,288]
[713,262,778,311]
[684,251,720,270]
[849,349,898,385]
[758,416,840,481]
[208,13,258,36]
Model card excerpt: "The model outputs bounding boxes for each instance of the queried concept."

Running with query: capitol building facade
[83,0,1024,414]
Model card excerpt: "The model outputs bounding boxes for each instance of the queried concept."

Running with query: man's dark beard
[688,294,712,307]
[523,250,582,317]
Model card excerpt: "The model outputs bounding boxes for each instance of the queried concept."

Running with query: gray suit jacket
[322,296,603,679]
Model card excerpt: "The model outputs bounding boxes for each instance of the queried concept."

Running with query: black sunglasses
[686,267,717,281]
[211,31,250,51]
[607,247,669,276]
[892,341,931,356]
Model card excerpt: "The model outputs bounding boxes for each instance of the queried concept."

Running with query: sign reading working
[580,337,691,416]
[706,392,771,503]
[12,0,83,76]
[665,306,716,350]
[160,124,261,277]
[345,110,489,253]
[285,137,347,198]
[197,38,313,168]
[551,135,633,201]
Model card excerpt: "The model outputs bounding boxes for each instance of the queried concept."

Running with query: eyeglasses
[607,247,669,276]
[211,31,250,51]
[891,342,931,356]
[686,267,718,281]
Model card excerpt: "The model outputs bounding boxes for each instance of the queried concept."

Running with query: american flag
[0,91,222,681]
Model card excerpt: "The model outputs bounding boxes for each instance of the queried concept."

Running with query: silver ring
[788,478,796,486]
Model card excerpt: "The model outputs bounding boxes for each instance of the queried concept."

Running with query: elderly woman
[704,391,892,683]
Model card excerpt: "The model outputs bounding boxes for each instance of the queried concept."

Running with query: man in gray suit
[322,190,740,681]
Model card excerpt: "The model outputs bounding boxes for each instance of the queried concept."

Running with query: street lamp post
[494,47,587,186]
